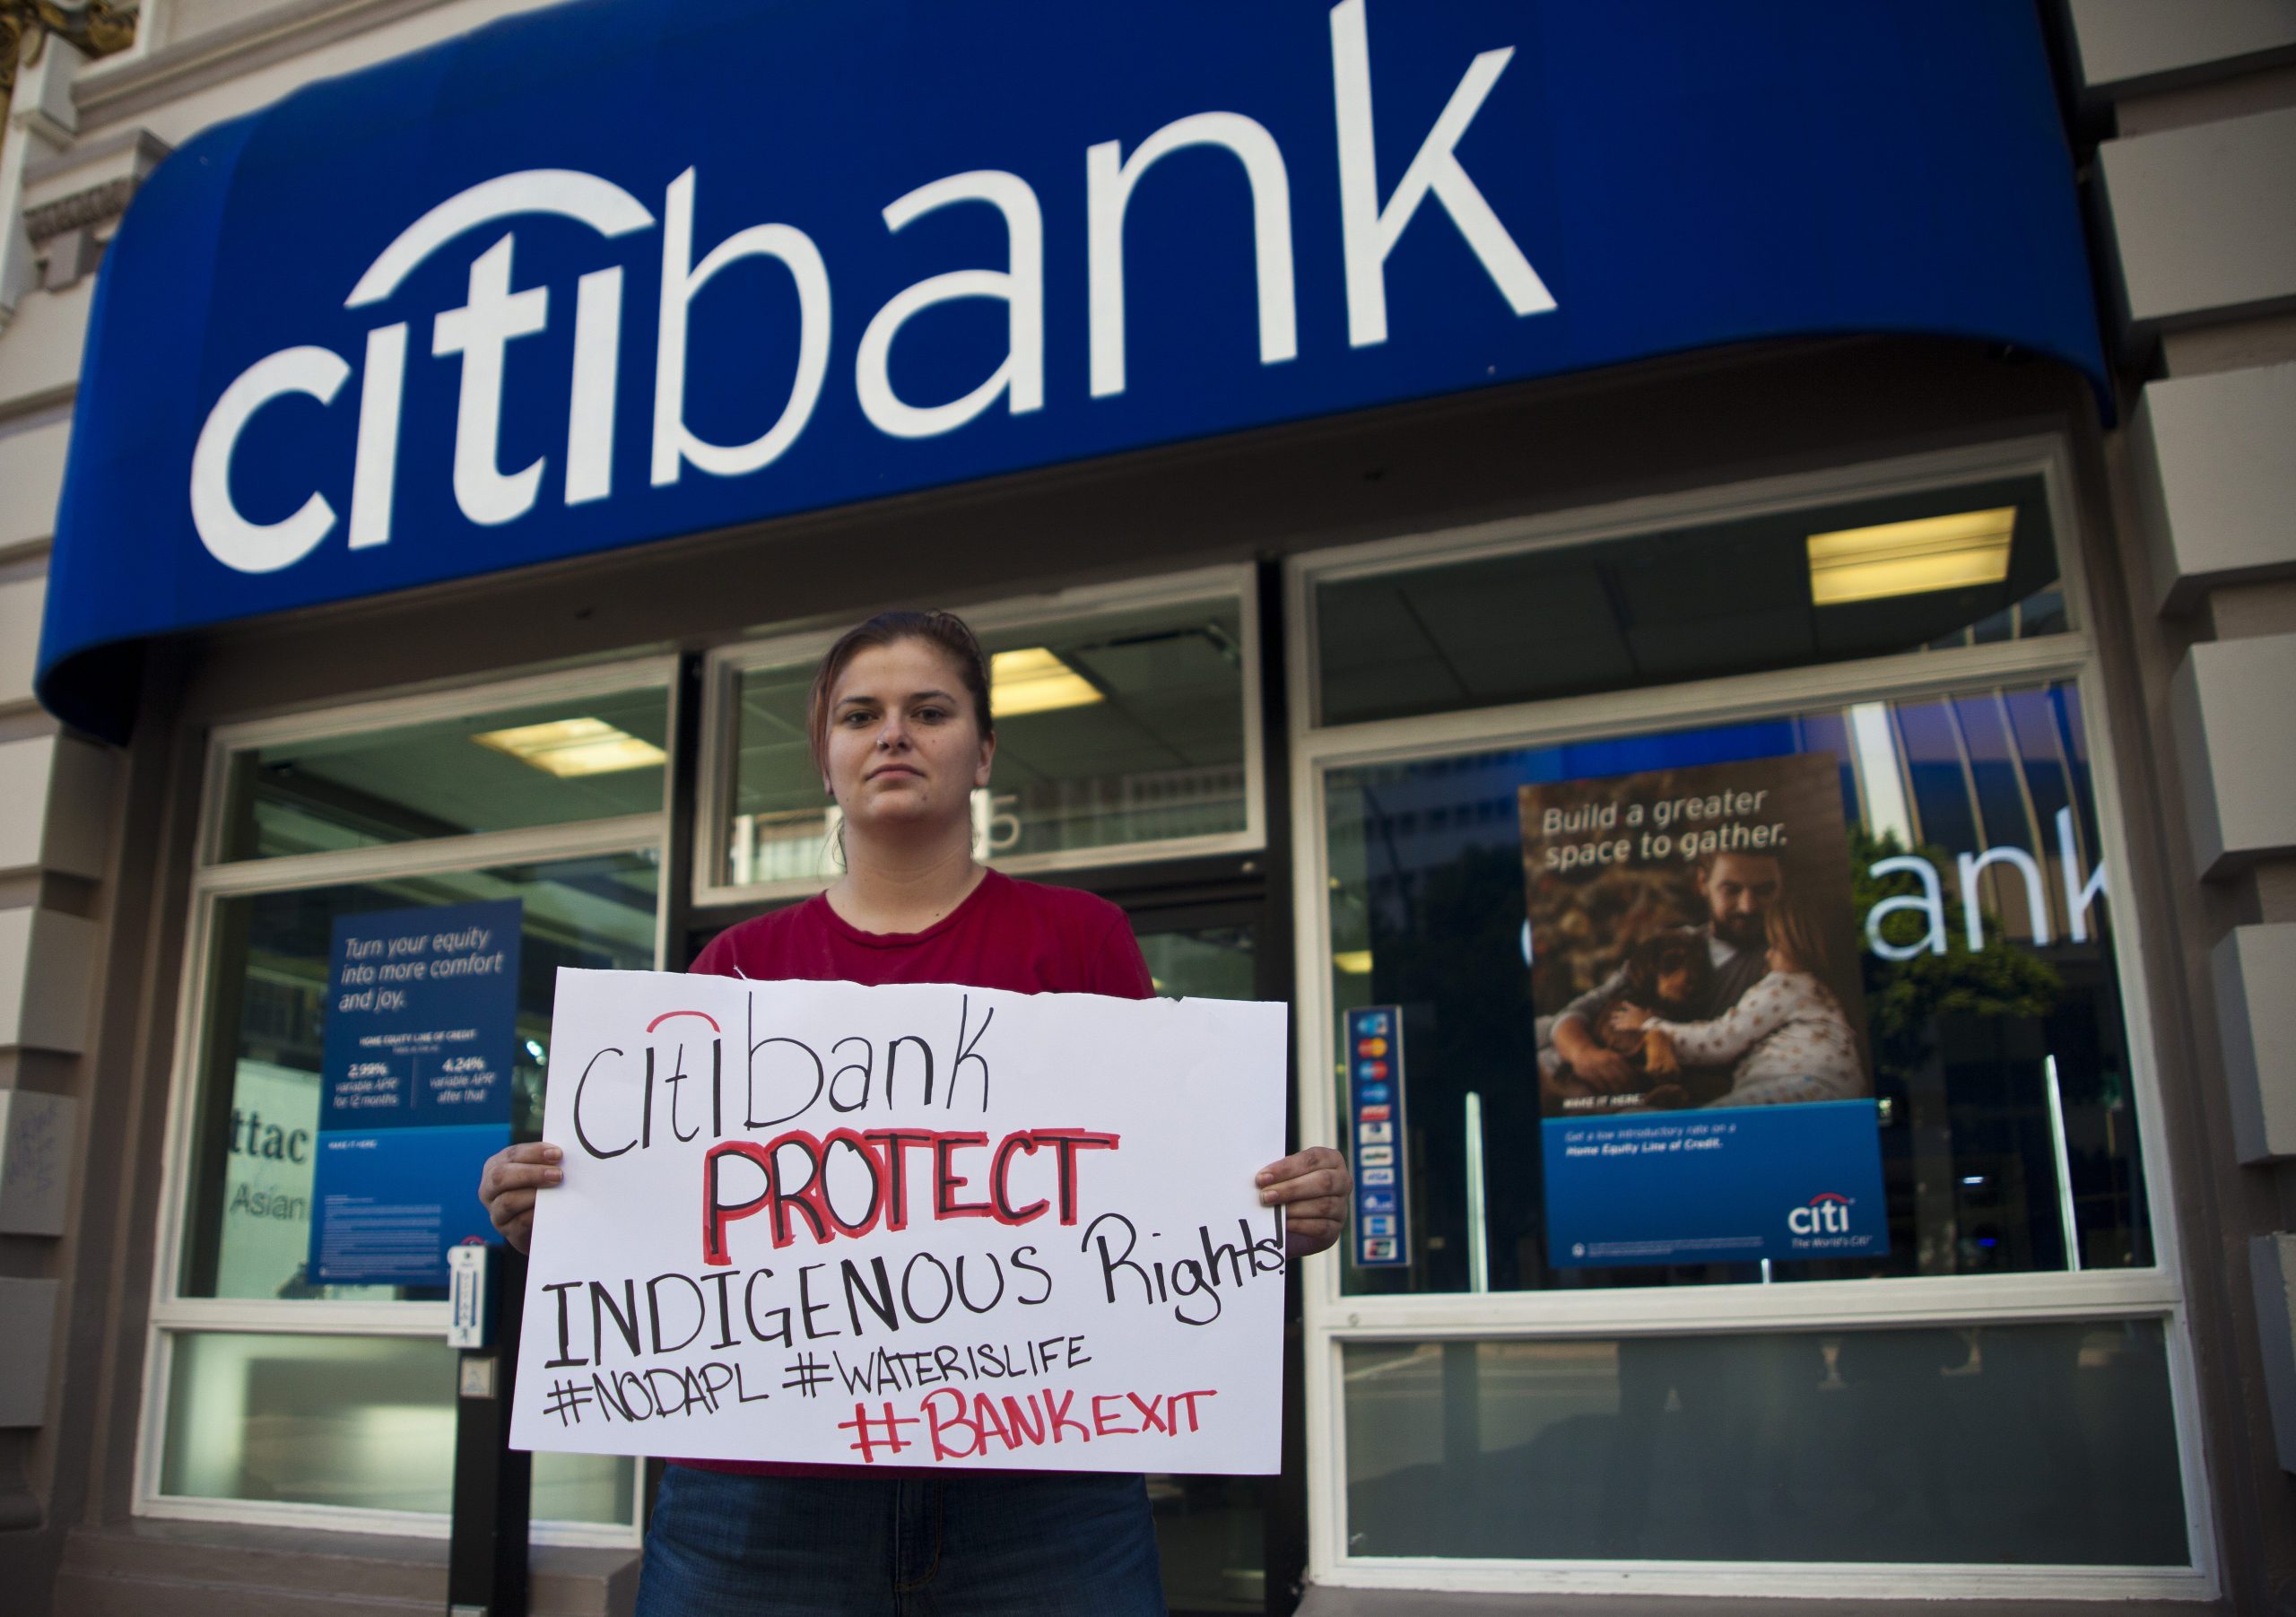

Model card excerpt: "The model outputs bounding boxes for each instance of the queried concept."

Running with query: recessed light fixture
[1333,950,1373,975]
[989,648,1104,716]
[471,717,667,777]
[1806,506,2016,606]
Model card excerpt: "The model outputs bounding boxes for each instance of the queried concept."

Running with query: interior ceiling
[735,612,1247,816]
[252,688,670,848]
[250,606,1252,840]
[1318,475,2058,727]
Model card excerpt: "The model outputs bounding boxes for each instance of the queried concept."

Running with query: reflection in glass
[1342,1323,2187,1566]
[1316,476,2063,728]
[1134,921,1267,1613]
[219,687,669,862]
[1141,926,1257,1003]
[159,1333,631,1524]
[1324,682,2149,1295]
[727,599,1248,885]
[179,853,660,1302]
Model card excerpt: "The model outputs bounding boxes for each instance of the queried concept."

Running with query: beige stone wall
[0,7,588,1613]
[2069,0,2296,1602]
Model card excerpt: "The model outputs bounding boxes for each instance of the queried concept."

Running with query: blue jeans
[635,1465,1167,1616]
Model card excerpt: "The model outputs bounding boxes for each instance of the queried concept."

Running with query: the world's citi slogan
[510,972,1290,1474]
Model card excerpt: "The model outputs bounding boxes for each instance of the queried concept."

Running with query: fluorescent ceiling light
[1333,950,1373,976]
[990,648,1104,717]
[471,717,666,777]
[1805,506,2016,607]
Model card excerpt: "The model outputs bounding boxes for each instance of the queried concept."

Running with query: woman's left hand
[1257,1146,1352,1259]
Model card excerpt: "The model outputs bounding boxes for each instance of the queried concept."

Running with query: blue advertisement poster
[1346,1006,1409,1268]
[1524,755,1888,1268]
[309,899,522,1285]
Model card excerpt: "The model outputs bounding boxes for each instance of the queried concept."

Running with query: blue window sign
[1542,1103,1888,1268]
[309,899,523,1286]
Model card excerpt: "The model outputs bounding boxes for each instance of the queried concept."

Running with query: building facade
[0,2,2292,1613]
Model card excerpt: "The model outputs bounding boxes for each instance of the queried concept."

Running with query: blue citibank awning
[39,0,2107,741]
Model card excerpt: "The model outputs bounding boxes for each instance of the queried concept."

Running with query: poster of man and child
[1522,752,1891,1270]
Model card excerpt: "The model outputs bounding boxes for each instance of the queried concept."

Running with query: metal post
[1463,1091,1489,1294]
[2043,1054,2083,1273]
[447,1242,530,1617]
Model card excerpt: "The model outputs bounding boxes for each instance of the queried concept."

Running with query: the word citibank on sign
[188,0,1549,576]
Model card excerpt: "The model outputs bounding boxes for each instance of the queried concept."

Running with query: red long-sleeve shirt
[675,868,1152,1479]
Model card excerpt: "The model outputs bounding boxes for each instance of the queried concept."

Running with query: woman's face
[821,638,994,838]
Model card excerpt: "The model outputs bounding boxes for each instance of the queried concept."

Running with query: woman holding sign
[480,609,1348,1615]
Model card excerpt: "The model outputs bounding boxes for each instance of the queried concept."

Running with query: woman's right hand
[477,1142,563,1254]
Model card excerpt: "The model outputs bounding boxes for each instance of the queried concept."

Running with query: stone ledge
[0,908,98,1055]
[52,1517,638,1617]
[0,1276,58,1426]
[2215,923,2296,1161]
[1298,1586,2221,1617]
[2252,1233,2296,1474]
[2067,0,2296,98]
[2131,361,2296,613]
[2097,105,2296,335]
[2168,631,2296,876]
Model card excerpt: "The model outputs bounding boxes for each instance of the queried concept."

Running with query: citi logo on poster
[1787,1192,1855,1236]
[187,0,1554,576]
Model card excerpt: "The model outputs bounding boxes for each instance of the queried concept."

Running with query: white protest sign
[511,969,1290,1474]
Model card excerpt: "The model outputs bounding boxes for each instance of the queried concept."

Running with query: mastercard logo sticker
[1356,1037,1389,1056]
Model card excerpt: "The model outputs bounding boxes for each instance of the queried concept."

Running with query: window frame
[1283,438,2218,1601]
[138,653,679,1548]
[691,564,1265,908]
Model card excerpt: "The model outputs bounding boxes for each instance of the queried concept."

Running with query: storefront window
[153,676,667,1540]
[1300,449,2198,1588]
[176,853,659,1301]
[718,591,1251,890]
[216,680,670,862]
[1322,682,2147,1295]
[1135,918,1268,1614]
[1315,474,2063,728]
[158,1333,631,1525]
[1142,925,1257,1003]
[1340,1320,2186,1565]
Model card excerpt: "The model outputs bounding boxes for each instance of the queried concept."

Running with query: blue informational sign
[1542,1101,1887,1268]
[1345,1005,1408,1267]
[40,1,2105,741]
[309,899,522,1286]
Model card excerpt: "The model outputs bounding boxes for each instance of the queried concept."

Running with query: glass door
[1132,912,1291,1617]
